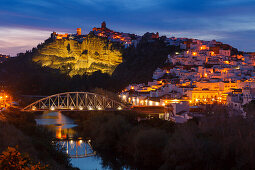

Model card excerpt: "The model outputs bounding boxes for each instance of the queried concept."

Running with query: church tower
[101,21,106,29]
[77,28,81,35]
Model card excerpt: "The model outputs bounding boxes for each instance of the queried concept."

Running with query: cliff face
[32,35,122,76]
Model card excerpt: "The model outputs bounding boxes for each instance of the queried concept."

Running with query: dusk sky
[0,0,255,56]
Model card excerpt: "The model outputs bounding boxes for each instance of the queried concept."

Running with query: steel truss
[23,92,127,112]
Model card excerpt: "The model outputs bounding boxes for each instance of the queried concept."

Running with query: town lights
[79,140,83,144]
[79,106,83,110]
[140,100,144,105]
[117,106,122,110]
[192,52,197,56]
[122,95,126,100]
[172,99,180,103]
[32,106,37,111]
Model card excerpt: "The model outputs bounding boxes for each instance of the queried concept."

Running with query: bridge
[23,92,128,112]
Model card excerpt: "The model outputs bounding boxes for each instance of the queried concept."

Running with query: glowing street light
[32,106,37,111]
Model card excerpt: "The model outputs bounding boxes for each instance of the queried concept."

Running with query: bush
[0,146,48,170]
[75,110,255,170]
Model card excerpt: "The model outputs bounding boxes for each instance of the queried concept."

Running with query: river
[35,111,107,170]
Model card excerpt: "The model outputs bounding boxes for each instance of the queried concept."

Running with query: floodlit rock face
[33,34,122,76]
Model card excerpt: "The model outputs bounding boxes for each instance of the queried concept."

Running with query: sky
[0,0,255,56]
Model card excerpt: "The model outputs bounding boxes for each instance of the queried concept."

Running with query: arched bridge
[23,92,128,112]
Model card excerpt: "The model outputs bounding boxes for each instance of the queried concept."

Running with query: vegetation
[243,100,255,117]
[66,109,255,170]
[112,37,182,86]
[0,110,76,170]
[0,146,48,170]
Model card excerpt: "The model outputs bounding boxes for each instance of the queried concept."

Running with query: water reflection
[54,138,96,158]
[35,111,103,170]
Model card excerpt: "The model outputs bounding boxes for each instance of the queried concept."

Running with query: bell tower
[77,28,81,35]
[101,21,106,29]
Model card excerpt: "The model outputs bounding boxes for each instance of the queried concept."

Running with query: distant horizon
[1,23,254,56]
[1,0,255,55]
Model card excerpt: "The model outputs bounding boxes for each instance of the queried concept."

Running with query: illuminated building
[200,45,208,50]
[76,28,81,35]
[187,90,228,104]
[0,91,12,109]
[192,52,197,56]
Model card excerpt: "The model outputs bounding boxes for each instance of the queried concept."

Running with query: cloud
[0,27,51,56]
[217,30,255,52]
[75,0,163,10]
[0,0,254,53]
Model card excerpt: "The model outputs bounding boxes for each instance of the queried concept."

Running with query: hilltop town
[51,21,158,48]
[119,35,255,122]
[51,21,136,47]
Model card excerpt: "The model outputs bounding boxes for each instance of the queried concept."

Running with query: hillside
[33,34,122,76]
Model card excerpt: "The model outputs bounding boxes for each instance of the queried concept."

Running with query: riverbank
[0,109,77,170]
[63,110,255,170]
[63,111,176,169]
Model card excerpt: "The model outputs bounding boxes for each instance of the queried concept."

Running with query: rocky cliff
[32,34,122,76]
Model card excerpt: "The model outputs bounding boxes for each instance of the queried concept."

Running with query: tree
[0,146,48,170]
[243,100,255,118]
